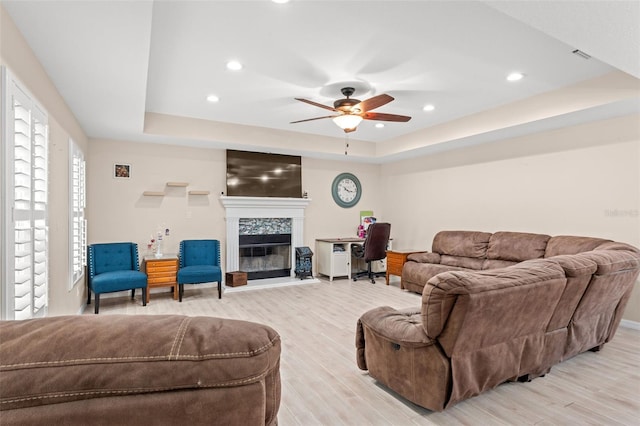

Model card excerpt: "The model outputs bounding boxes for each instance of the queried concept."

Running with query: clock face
[331,173,361,208]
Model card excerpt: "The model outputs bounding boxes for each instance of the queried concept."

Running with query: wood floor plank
[90,278,640,425]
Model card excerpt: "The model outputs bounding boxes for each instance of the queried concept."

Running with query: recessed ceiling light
[422,104,435,112]
[226,60,243,71]
[506,72,524,82]
[375,123,385,129]
[206,94,219,103]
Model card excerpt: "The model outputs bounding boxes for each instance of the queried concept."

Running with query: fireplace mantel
[220,196,311,277]
[220,196,311,217]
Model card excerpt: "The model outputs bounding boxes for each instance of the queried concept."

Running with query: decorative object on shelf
[331,172,361,208]
[114,163,131,179]
[148,226,170,258]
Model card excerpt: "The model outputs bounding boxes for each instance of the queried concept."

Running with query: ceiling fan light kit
[333,114,363,131]
[291,86,411,134]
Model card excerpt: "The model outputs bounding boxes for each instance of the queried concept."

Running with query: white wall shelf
[144,183,208,196]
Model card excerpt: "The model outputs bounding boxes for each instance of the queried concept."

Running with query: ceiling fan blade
[354,94,394,112]
[362,112,411,122]
[295,98,337,112]
[290,115,337,124]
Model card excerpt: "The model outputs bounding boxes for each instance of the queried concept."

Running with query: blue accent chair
[87,242,147,314]
[178,239,223,302]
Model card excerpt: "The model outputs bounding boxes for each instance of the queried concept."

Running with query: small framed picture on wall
[114,163,131,179]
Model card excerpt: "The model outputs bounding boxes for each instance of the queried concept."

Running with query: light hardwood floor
[89,278,640,425]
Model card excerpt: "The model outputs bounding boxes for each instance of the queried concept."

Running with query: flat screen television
[226,150,302,198]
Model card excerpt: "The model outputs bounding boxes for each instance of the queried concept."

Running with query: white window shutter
[2,67,49,320]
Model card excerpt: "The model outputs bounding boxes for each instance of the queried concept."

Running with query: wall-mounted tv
[226,150,302,198]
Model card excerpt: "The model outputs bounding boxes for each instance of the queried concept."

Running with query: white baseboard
[620,319,640,330]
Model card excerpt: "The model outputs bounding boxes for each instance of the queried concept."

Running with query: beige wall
[381,114,640,321]
[3,4,639,323]
[87,140,382,269]
[1,5,89,317]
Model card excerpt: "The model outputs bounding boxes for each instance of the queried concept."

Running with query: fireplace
[220,196,311,283]
[239,233,291,280]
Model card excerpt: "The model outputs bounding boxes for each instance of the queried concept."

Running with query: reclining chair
[352,222,391,284]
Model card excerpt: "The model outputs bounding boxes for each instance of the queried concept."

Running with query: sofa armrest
[356,306,435,370]
[407,252,441,264]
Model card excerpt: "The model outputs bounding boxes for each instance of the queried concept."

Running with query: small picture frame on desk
[114,163,131,179]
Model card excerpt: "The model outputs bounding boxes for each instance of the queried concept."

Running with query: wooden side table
[142,254,179,302]
[386,249,428,288]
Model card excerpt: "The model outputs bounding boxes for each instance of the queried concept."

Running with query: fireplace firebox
[239,234,291,280]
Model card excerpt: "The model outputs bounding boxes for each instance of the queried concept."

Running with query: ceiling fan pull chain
[345,134,350,155]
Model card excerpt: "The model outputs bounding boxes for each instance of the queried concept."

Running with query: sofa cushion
[545,235,611,257]
[432,231,491,258]
[440,255,484,270]
[482,259,517,270]
[91,270,147,293]
[407,252,441,264]
[0,315,281,412]
[402,262,467,290]
[177,265,222,284]
[486,231,550,262]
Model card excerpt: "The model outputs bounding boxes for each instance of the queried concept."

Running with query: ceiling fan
[291,87,411,133]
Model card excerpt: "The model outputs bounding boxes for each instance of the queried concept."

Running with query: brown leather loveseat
[0,315,281,425]
[356,231,640,411]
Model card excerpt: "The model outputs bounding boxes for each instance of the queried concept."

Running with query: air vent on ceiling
[572,49,591,60]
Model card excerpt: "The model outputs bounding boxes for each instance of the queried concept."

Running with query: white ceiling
[3,0,639,162]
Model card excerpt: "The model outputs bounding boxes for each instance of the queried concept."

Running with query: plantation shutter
[70,139,86,287]
[2,68,49,320]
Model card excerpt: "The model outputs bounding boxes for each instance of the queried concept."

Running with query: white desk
[315,238,391,281]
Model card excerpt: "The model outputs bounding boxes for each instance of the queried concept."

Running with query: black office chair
[352,222,391,284]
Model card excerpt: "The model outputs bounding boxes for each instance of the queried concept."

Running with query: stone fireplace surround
[220,196,311,284]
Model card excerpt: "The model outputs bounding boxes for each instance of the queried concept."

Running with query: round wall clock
[331,172,362,208]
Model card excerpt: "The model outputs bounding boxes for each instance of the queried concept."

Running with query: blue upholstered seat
[177,239,223,301]
[87,242,147,314]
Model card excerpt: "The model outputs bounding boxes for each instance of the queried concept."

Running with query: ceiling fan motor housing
[334,87,361,112]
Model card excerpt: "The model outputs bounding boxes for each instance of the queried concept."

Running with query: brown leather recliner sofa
[0,315,281,425]
[356,231,640,411]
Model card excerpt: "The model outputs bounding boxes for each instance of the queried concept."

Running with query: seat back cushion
[91,243,136,275]
[486,231,550,262]
[431,231,491,258]
[181,240,219,267]
[544,235,611,257]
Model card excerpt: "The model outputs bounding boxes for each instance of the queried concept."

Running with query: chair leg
[142,288,147,307]
[131,289,135,299]
[368,262,375,284]
[94,294,100,314]
[218,281,222,299]
[87,288,91,305]
[179,284,183,302]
